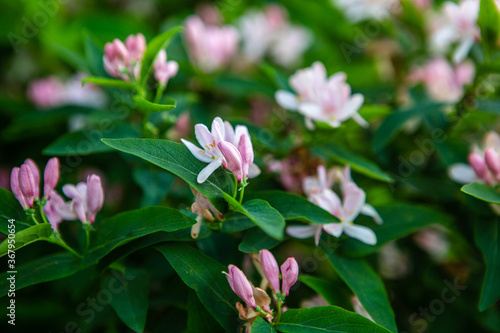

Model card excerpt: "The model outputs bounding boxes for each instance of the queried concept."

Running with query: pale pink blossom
[184,16,239,73]
[332,0,401,23]
[409,58,475,103]
[103,33,146,81]
[153,50,179,86]
[276,62,367,129]
[27,77,65,109]
[223,265,257,309]
[62,174,104,224]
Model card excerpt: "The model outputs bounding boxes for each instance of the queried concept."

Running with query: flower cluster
[276,62,367,130]
[181,117,260,184]
[184,16,239,73]
[239,4,312,68]
[223,250,298,329]
[449,131,500,186]
[408,57,475,103]
[287,165,381,245]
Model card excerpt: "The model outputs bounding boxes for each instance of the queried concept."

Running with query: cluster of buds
[11,158,59,210]
[184,15,239,73]
[408,57,475,103]
[275,61,367,130]
[449,131,500,186]
[223,250,298,329]
[189,187,223,238]
[181,117,260,184]
[103,33,179,86]
[287,165,381,246]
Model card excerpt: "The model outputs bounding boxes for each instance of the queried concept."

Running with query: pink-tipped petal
[485,149,500,177]
[259,250,281,293]
[468,153,488,179]
[218,141,244,183]
[280,258,299,296]
[224,265,256,308]
[43,157,59,198]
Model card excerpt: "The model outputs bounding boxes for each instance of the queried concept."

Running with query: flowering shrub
[1,0,500,332]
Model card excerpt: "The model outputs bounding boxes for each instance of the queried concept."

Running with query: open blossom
[184,16,239,73]
[409,58,474,103]
[332,0,400,23]
[449,131,500,185]
[275,62,367,130]
[44,190,77,232]
[27,77,65,109]
[287,165,381,245]
[428,0,480,63]
[181,117,260,184]
[103,33,146,81]
[153,50,179,86]
[10,158,60,209]
[62,174,104,224]
[239,4,312,68]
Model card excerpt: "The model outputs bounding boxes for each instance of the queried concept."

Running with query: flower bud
[44,157,60,198]
[224,265,256,308]
[19,164,36,208]
[259,250,280,293]
[10,167,27,209]
[86,174,104,224]
[485,149,500,178]
[24,158,40,199]
[280,257,299,296]
[218,141,244,183]
[238,134,254,179]
[125,33,146,61]
[468,152,488,180]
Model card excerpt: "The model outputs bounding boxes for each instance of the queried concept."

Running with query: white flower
[332,0,400,23]
[275,62,366,130]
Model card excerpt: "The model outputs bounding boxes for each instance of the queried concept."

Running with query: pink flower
[224,265,257,309]
[259,250,280,293]
[409,58,475,103]
[280,257,299,296]
[63,174,104,224]
[43,190,77,232]
[27,77,65,109]
[218,141,244,183]
[103,33,146,81]
[276,62,366,129]
[184,16,239,73]
[43,157,59,199]
[154,50,179,86]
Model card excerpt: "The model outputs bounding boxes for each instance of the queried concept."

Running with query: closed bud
[485,149,500,178]
[86,174,104,224]
[44,157,60,198]
[224,265,256,309]
[218,141,244,183]
[469,153,488,179]
[259,250,280,293]
[19,164,36,208]
[10,167,27,209]
[24,158,40,199]
[238,134,254,179]
[280,257,299,296]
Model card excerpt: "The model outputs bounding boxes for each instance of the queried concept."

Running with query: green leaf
[462,183,500,204]
[313,145,393,183]
[299,275,350,308]
[82,77,138,91]
[83,31,105,76]
[0,188,31,234]
[133,167,175,207]
[221,213,256,233]
[88,206,195,262]
[239,228,282,253]
[245,191,338,224]
[0,224,53,257]
[276,306,392,333]
[260,63,290,91]
[43,124,139,156]
[224,194,285,240]
[475,219,500,311]
[132,95,176,113]
[48,42,89,71]
[372,109,420,152]
[140,26,183,86]
[107,268,149,333]
[479,0,500,59]
[102,138,235,211]
[322,247,397,332]
[339,204,452,258]
[251,317,276,333]
[156,243,239,332]
[187,291,223,333]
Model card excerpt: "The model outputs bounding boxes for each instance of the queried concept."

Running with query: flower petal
[286,225,320,239]
[344,224,377,245]
[197,158,223,183]
[248,163,261,178]
[360,204,383,224]
[181,139,213,163]
[342,183,366,222]
[322,223,344,237]
[275,90,299,110]
[448,163,478,184]
[194,124,213,148]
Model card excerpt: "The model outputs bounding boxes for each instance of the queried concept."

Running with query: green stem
[154,84,166,104]
[52,235,83,259]
[30,215,40,225]
[38,205,49,224]
[85,227,91,254]
[275,300,283,324]
[238,185,245,204]
[232,174,238,199]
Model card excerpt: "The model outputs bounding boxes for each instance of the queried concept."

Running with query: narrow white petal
[194,124,213,148]
[181,139,213,163]
[248,163,261,178]
[322,223,344,237]
[287,225,320,239]
[361,204,383,224]
[298,102,324,121]
[344,224,377,245]
[197,159,223,183]
[338,94,364,123]
[453,37,475,64]
[448,163,479,184]
[275,90,299,110]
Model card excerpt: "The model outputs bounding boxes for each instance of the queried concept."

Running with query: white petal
[352,113,369,128]
[314,189,342,216]
[322,223,344,237]
[453,37,474,64]
[248,163,261,178]
[287,225,320,239]
[338,94,364,123]
[211,117,225,143]
[344,224,377,245]
[194,124,213,148]
[342,183,366,222]
[62,184,82,200]
[448,163,479,184]
[181,139,213,163]
[298,102,324,121]
[361,204,383,224]
[224,121,235,144]
[275,90,299,110]
[197,159,223,183]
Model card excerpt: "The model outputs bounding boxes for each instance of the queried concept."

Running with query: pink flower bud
[19,164,36,208]
[238,134,254,179]
[485,149,500,178]
[24,159,40,199]
[10,168,27,209]
[43,194,63,232]
[280,257,299,296]
[224,265,256,308]
[44,157,59,198]
[112,39,129,62]
[469,153,488,180]
[154,50,179,85]
[259,250,280,293]
[218,141,244,183]
[86,174,104,224]
[125,33,146,62]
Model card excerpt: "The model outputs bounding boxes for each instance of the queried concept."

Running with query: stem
[232,174,238,199]
[85,227,91,254]
[154,84,166,104]
[30,215,40,225]
[275,300,283,323]
[238,185,245,204]
[52,235,83,259]
[39,205,49,224]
